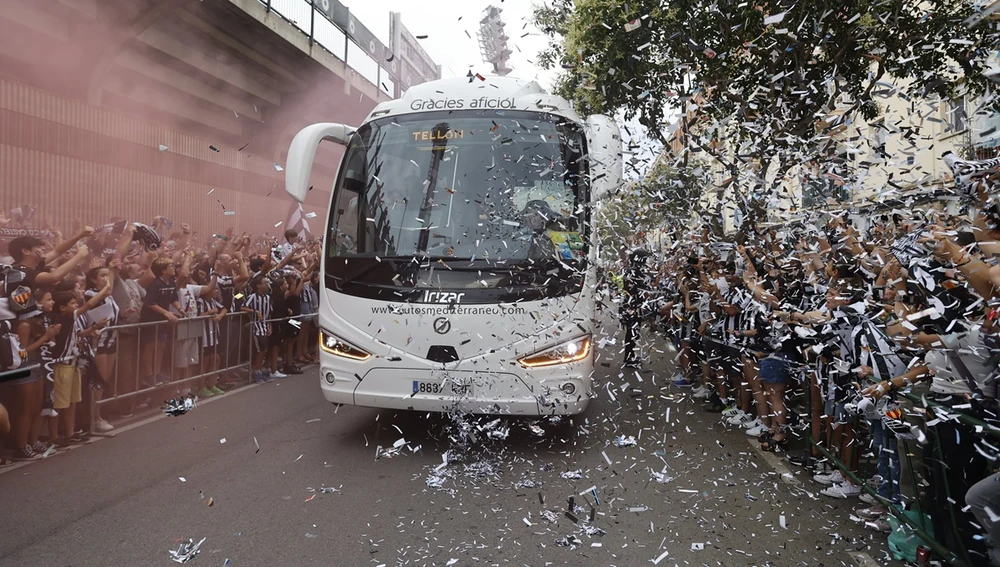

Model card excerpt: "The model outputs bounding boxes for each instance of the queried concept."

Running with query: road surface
[0,324,890,566]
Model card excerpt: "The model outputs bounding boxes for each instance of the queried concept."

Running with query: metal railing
[798,376,997,567]
[85,310,320,431]
[87,311,255,432]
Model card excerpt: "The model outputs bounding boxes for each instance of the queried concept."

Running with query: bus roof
[362,75,584,124]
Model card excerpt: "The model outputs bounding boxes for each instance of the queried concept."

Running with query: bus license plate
[412,380,473,396]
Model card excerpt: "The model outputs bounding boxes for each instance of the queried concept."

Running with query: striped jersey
[243,292,271,336]
[196,296,223,347]
[83,289,120,349]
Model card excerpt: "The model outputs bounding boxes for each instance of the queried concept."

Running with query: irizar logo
[422,291,465,304]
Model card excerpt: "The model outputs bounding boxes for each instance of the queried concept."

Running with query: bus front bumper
[317,366,591,416]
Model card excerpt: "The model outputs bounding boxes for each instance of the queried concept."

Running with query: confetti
[763,12,786,25]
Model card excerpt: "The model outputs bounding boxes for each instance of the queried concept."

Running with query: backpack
[0,318,26,372]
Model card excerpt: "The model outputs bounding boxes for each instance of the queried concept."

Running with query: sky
[341,0,662,178]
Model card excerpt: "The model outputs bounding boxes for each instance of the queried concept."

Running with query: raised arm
[35,244,90,287]
[198,273,218,298]
[45,226,94,265]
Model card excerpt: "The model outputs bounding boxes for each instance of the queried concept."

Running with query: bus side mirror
[285,123,356,203]
[585,115,622,203]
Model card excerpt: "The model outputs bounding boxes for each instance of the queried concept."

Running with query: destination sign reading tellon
[412,130,464,141]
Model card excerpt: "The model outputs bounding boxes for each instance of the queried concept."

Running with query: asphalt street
[0,320,892,567]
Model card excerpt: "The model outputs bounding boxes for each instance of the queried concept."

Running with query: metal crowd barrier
[87,311,255,433]
[86,310,320,433]
[798,374,999,567]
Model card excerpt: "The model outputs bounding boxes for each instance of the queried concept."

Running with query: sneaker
[866,475,883,489]
[672,377,693,387]
[858,492,880,506]
[726,412,754,426]
[198,387,216,398]
[95,419,114,433]
[253,371,268,384]
[787,452,816,468]
[209,386,225,395]
[813,470,845,485]
[722,405,743,418]
[30,441,48,454]
[746,424,769,437]
[857,506,889,520]
[740,418,763,430]
[284,365,303,375]
[13,445,38,461]
[863,518,892,533]
[692,385,712,399]
[271,370,288,379]
[820,481,861,499]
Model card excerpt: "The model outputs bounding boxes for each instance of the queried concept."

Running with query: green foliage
[535,0,998,157]
[535,0,999,232]
[595,160,710,253]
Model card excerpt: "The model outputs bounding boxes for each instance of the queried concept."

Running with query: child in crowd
[242,275,273,383]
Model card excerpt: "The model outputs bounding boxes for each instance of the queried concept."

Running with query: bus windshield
[325,109,589,301]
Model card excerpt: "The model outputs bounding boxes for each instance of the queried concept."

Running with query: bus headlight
[517,335,592,368]
[319,329,371,361]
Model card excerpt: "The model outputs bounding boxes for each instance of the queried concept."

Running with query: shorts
[174,338,200,368]
[283,321,301,339]
[96,343,118,356]
[702,337,723,363]
[52,363,82,409]
[141,325,169,345]
[5,363,40,386]
[253,334,270,353]
[760,353,793,384]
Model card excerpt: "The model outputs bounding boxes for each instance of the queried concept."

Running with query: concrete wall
[0,78,338,238]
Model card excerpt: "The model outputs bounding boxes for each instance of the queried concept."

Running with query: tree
[595,159,711,258]
[536,0,1000,230]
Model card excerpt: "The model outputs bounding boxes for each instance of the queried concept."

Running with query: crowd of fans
[0,215,321,464]
[612,152,1000,566]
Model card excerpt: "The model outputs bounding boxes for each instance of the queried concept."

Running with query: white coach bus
[284,75,621,415]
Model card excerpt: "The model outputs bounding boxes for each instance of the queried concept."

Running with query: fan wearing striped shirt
[82,263,122,434]
[195,285,227,397]
[42,272,114,448]
[241,276,273,383]
[811,274,907,499]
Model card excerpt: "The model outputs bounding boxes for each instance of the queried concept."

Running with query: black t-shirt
[286,290,301,317]
[141,277,176,322]
[271,289,289,321]
[215,274,235,312]
[39,311,76,366]
[13,263,48,290]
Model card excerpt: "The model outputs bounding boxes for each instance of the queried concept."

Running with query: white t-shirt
[171,284,204,341]
[172,284,203,318]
